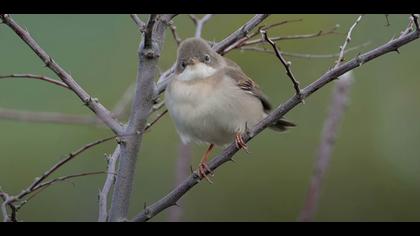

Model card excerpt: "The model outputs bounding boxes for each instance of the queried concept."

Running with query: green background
[1,14,419,221]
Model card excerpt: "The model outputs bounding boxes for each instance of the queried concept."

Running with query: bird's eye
[204,54,211,63]
[181,61,186,69]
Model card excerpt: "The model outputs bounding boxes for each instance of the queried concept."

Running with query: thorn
[143,202,147,210]
[83,97,92,106]
[173,202,181,208]
[395,48,401,54]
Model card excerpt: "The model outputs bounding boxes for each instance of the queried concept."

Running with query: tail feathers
[269,118,296,132]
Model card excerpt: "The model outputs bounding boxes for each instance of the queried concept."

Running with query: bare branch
[213,14,270,54]
[335,15,363,67]
[0,74,69,89]
[240,42,370,59]
[0,14,124,135]
[245,25,340,47]
[298,71,354,222]
[260,30,303,99]
[411,14,419,31]
[16,135,119,201]
[130,14,145,32]
[131,27,420,222]
[168,21,182,46]
[14,171,108,214]
[189,14,213,38]
[108,14,176,222]
[98,146,120,222]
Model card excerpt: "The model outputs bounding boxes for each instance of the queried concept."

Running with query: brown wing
[224,67,272,112]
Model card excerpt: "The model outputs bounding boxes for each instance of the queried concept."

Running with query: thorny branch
[131,17,420,222]
[261,30,303,100]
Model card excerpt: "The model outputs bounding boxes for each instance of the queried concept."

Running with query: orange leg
[198,144,215,183]
[235,133,249,153]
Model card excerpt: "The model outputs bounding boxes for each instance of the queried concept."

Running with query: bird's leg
[235,133,249,153]
[198,144,215,183]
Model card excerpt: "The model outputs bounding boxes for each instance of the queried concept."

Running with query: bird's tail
[269,118,296,132]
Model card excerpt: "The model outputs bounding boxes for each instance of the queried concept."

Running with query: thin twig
[168,21,182,46]
[98,146,120,222]
[189,14,213,38]
[245,25,340,47]
[15,171,108,213]
[222,18,304,54]
[0,14,124,135]
[411,14,419,31]
[15,135,119,201]
[0,74,69,89]
[335,15,363,67]
[260,30,303,100]
[240,42,370,59]
[131,26,420,222]
[130,14,146,32]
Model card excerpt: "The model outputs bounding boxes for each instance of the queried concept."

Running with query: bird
[164,37,295,182]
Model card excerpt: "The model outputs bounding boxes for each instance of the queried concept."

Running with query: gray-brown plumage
[165,37,295,181]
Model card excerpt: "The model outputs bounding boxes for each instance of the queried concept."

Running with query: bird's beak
[187,57,200,66]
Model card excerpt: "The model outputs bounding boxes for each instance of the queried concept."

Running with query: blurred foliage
[0,14,420,221]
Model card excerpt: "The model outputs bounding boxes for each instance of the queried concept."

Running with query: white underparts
[176,63,217,81]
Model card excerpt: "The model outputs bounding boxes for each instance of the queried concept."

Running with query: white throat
[176,63,216,81]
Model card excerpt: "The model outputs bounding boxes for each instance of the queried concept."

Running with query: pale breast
[165,73,265,146]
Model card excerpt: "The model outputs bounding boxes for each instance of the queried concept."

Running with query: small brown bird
[165,38,295,182]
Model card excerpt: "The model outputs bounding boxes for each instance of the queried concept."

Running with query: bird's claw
[235,133,249,153]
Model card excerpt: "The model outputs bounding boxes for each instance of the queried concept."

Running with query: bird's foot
[235,133,249,153]
[198,161,214,184]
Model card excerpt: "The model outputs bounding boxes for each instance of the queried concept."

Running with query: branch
[130,14,145,32]
[213,14,270,54]
[168,21,182,46]
[0,74,69,89]
[0,14,124,135]
[15,135,119,201]
[244,25,340,46]
[189,14,213,38]
[239,42,370,59]
[108,14,175,222]
[131,26,420,222]
[261,30,303,99]
[98,146,120,222]
[298,71,354,222]
[335,15,363,67]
